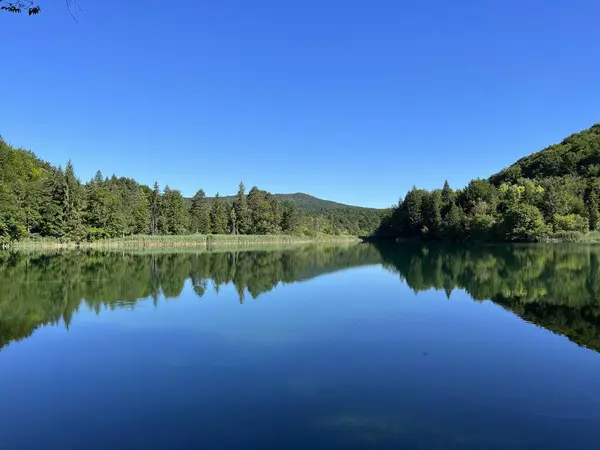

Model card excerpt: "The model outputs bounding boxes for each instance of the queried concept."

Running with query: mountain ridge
[200,192,383,213]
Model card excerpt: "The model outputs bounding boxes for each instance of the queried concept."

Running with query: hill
[204,192,379,213]
[490,124,600,184]
[378,123,600,242]
[200,192,385,237]
[265,193,375,212]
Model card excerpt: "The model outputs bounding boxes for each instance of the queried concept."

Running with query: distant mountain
[202,192,382,213]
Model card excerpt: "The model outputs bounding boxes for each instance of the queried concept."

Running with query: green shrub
[552,213,589,233]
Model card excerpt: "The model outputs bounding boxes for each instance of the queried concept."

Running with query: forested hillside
[0,137,383,244]
[202,192,384,237]
[378,124,600,242]
[205,192,368,212]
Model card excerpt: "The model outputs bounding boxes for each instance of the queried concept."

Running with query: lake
[1,243,600,450]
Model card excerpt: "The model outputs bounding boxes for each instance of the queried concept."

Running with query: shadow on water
[2,242,600,354]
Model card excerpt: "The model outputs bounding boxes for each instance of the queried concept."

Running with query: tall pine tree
[149,182,161,235]
[161,187,189,235]
[190,189,211,234]
[210,193,228,234]
[247,186,272,234]
[40,167,67,238]
[232,182,250,234]
[64,161,86,241]
[281,200,300,234]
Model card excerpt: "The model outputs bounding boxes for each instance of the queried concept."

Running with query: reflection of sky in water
[2,265,600,449]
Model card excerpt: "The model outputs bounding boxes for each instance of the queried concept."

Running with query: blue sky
[2,0,599,207]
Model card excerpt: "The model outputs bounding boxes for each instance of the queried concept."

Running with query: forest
[1,243,599,352]
[0,137,384,244]
[3,123,600,245]
[377,124,600,242]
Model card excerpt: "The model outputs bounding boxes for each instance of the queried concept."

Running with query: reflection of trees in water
[3,243,600,354]
[377,243,600,352]
[0,245,382,349]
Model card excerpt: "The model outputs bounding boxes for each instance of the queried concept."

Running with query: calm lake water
[1,243,600,450]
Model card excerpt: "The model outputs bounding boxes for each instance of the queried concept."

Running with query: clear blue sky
[2,0,599,207]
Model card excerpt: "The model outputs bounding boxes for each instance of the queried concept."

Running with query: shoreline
[4,234,362,251]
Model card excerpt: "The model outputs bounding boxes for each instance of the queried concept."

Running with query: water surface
[1,243,600,450]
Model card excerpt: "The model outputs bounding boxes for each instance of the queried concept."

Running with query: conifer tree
[441,180,454,217]
[160,187,189,234]
[40,167,67,238]
[232,182,250,234]
[64,161,86,241]
[150,182,161,235]
[281,200,300,234]
[190,189,210,234]
[210,193,228,234]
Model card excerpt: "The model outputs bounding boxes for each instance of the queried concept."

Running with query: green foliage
[232,182,250,235]
[501,204,548,241]
[443,203,467,240]
[422,190,443,238]
[84,173,148,238]
[0,138,381,243]
[160,187,189,235]
[491,124,600,183]
[205,191,385,236]
[469,213,496,241]
[280,200,300,234]
[588,197,600,231]
[149,182,161,235]
[189,189,210,234]
[209,193,229,234]
[39,168,67,238]
[552,213,589,233]
[247,187,279,234]
[379,124,600,242]
[441,180,454,216]
[63,161,86,241]
[460,179,498,214]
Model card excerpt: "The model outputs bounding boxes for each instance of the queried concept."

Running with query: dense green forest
[2,243,600,353]
[4,123,600,244]
[378,124,600,242]
[0,138,384,244]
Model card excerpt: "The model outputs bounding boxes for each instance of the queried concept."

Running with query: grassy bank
[6,234,361,250]
[533,231,600,243]
[365,231,600,245]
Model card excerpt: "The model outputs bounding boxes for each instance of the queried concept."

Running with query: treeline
[0,138,382,243]
[378,124,600,242]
